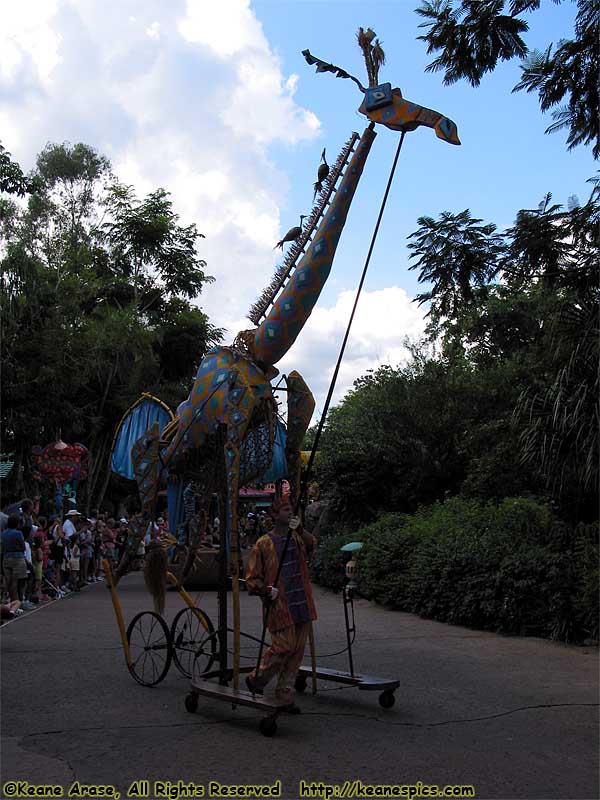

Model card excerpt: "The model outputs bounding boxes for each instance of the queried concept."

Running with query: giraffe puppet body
[115,123,377,583]
[113,35,460,696]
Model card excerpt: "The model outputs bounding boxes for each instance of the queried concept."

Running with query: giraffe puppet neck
[253,125,376,368]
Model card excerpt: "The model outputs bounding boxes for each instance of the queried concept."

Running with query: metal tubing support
[231,563,241,690]
[218,504,229,685]
[102,558,131,668]
[308,622,317,694]
[343,588,355,678]
[298,130,406,506]
[253,129,407,685]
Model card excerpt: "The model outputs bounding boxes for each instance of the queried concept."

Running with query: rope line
[300,129,407,494]
[252,129,407,682]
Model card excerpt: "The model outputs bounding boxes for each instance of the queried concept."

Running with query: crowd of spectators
[1,496,272,622]
[0,498,146,622]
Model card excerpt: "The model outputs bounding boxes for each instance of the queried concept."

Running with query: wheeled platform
[295,666,399,708]
[186,671,297,737]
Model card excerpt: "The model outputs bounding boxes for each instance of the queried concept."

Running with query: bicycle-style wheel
[126,611,172,686]
[170,607,216,679]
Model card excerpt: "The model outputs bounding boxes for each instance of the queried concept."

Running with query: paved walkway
[1,573,598,799]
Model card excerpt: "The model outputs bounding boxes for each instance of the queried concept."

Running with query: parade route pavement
[1,572,598,800]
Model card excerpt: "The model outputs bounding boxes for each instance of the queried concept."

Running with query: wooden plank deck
[297,665,400,691]
[190,678,294,712]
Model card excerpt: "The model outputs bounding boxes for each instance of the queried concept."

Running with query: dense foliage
[312,498,598,643]
[313,179,598,644]
[0,144,40,197]
[307,3,599,643]
[1,142,223,512]
[416,0,599,157]
[318,185,598,526]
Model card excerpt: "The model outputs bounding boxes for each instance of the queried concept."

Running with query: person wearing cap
[245,494,317,710]
[62,510,80,540]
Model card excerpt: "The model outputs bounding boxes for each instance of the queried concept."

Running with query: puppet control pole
[252,128,407,690]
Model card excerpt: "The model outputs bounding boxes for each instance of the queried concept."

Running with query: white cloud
[222,51,321,144]
[1,0,321,327]
[254,286,426,420]
[178,0,267,57]
[146,22,160,40]
[1,1,428,426]
[0,0,62,85]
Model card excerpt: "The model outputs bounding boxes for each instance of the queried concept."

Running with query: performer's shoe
[276,689,301,713]
[245,675,263,696]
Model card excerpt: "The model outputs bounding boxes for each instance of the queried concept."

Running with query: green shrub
[309,530,351,592]
[313,496,598,643]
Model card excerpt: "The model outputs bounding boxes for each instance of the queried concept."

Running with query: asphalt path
[1,572,598,800]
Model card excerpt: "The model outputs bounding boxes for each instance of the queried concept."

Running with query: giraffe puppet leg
[223,371,270,690]
[285,370,315,507]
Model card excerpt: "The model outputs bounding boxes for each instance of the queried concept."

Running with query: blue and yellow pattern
[253,126,377,368]
[165,347,272,464]
[359,87,460,145]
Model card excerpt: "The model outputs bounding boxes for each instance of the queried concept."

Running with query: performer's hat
[66,510,81,516]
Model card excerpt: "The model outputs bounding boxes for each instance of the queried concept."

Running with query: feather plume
[371,39,386,84]
[357,27,375,87]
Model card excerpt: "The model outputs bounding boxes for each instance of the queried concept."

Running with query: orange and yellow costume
[246,527,317,699]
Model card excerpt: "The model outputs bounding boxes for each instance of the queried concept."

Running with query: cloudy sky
[1,0,595,419]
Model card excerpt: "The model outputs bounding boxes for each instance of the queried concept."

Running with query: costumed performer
[245,493,317,712]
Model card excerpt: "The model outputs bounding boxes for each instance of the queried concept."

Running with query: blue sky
[256,0,593,298]
[1,0,595,417]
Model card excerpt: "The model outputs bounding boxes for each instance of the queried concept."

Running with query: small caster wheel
[294,675,307,694]
[259,716,277,737]
[185,693,199,713]
[379,690,395,709]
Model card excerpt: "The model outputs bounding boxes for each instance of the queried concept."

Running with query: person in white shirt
[62,510,81,539]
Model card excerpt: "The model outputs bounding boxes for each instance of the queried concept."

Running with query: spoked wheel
[170,607,216,679]
[126,611,172,686]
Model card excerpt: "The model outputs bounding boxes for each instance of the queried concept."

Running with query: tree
[1,142,222,512]
[101,184,213,316]
[408,189,598,518]
[317,185,598,526]
[319,351,501,520]
[416,0,599,157]
[516,293,599,510]
[502,193,573,290]
[407,209,504,321]
[0,143,39,197]
[31,142,111,272]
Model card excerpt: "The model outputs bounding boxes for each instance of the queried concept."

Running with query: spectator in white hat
[62,510,81,540]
